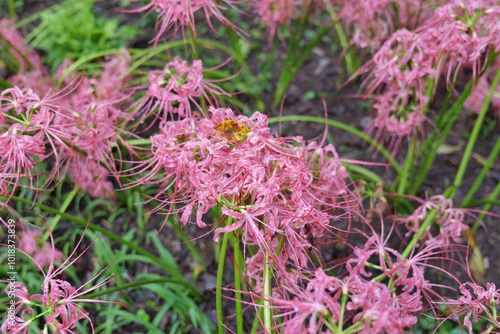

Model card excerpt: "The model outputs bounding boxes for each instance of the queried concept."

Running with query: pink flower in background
[49,51,133,198]
[347,277,419,333]
[358,0,500,147]
[398,195,469,248]
[368,90,428,153]
[333,0,424,50]
[0,19,44,72]
[18,229,63,267]
[68,158,116,200]
[465,59,500,116]
[0,87,56,204]
[0,55,129,203]
[251,0,330,40]
[252,0,298,40]
[122,0,240,43]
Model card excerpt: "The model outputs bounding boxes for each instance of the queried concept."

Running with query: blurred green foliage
[28,0,139,72]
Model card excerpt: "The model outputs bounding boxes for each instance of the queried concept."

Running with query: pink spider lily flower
[134,56,229,121]
[0,76,99,206]
[251,0,332,41]
[126,106,354,268]
[48,53,135,196]
[1,224,123,334]
[363,28,438,95]
[357,1,500,149]
[440,252,500,333]
[444,282,500,334]
[0,308,35,334]
[0,87,55,206]
[346,275,419,333]
[269,268,343,333]
[423,0,500,82]
[344,220,463,319]
[121,0,241,44]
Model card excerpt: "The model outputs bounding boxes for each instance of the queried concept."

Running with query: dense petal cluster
[129,107,352,270]
[424,0,500,80]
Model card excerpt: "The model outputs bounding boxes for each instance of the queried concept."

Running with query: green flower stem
[41,185,79,242]
[272,21,335,108]
[6,195,201,297]
[342,162,384,184]
[323,0,355,76]
[232,231,244,334]
[268,115,402,175]
[251,299,262,334]
[444,63,500,200]
[461,134,500,206]
[338,286,348,333]
[7,0,16,20]
[112,138,152,148]
[435,91,452,130]
[323,312,339,333]
[342,322,365,334]
[462,199,500,208]
[402,57,500,256]
[411,52,499,196]
[81,277,193,300]
[189,27,199,60]
[397,134,416,194]
[401,208,438,259]
[409,81,473,196]
[216,219,232,334]
[263,251,272,332]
